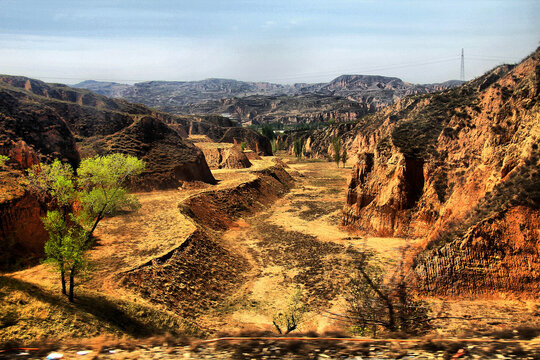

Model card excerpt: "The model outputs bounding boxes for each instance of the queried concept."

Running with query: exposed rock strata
[414,206,540,295]
[290,48,539,294]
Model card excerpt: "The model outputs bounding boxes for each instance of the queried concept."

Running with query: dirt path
[200,158,413,333]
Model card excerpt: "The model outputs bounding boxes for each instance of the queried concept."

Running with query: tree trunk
[61,267,67,296]
[68,267,76,303]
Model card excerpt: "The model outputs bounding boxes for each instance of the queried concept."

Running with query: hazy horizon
[1,0,538,85]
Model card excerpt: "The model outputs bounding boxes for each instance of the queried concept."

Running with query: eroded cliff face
[342,151,428,236]
[414,206,540,295]
[338,49,538,234]
[332,49,539,294]
[0,169,47,270]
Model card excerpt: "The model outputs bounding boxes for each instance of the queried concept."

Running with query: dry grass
[0,275,200,346]
[193,157,417,334]
[2,155,283,344]
[2,152,539,347]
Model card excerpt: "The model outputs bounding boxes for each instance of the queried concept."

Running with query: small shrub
[272,288,307,335]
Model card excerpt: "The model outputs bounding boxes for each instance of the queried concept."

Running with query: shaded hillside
[0,76,218,189]
[74,76,461,125]
[283,49,539,295]
[0,76,227,266]
[183,93,371,125]
[82,116,216,189]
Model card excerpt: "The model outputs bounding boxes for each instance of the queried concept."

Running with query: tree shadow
[0,275,172,338]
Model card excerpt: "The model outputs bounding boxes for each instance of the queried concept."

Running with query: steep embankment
[0,168,47,270]
[121,163,294,320]
[2,156,294,343]
[287,49,539,295]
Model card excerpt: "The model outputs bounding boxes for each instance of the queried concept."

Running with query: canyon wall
[296,48,539,294]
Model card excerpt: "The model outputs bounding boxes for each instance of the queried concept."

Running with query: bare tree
[345,248,431,335]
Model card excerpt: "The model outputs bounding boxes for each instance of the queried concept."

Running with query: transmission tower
[460,48,465,81]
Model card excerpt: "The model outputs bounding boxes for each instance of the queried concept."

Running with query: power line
[29,56,461,84]
[22,52,520,85]
[261,57,460,83]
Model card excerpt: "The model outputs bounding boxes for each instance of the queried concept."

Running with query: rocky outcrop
[341,151,427,236]
[196,144,252,170]
[5,140,40,169]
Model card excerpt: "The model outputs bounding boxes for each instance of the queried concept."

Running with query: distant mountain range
[74,76,463,125]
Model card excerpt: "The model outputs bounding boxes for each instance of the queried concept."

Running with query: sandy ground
[197,157,416,334]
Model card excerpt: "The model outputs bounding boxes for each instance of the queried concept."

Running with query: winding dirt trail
[199,158,413,333]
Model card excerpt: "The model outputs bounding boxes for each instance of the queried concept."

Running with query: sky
[0,0,538,85]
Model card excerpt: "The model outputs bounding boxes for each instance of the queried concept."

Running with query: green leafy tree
[27,159,77,295]
[28,154,145,302]
[27,159,76,208]
[261,124,275,140]
[0,155,9,168]
[77,153,145,239]
[240,141,248,151]
[332,137,342,168]
[42,211,88,301]
[341,148,348,168]
[293,138,304,160]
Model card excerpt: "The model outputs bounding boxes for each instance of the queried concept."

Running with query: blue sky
[0,0,538,84]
